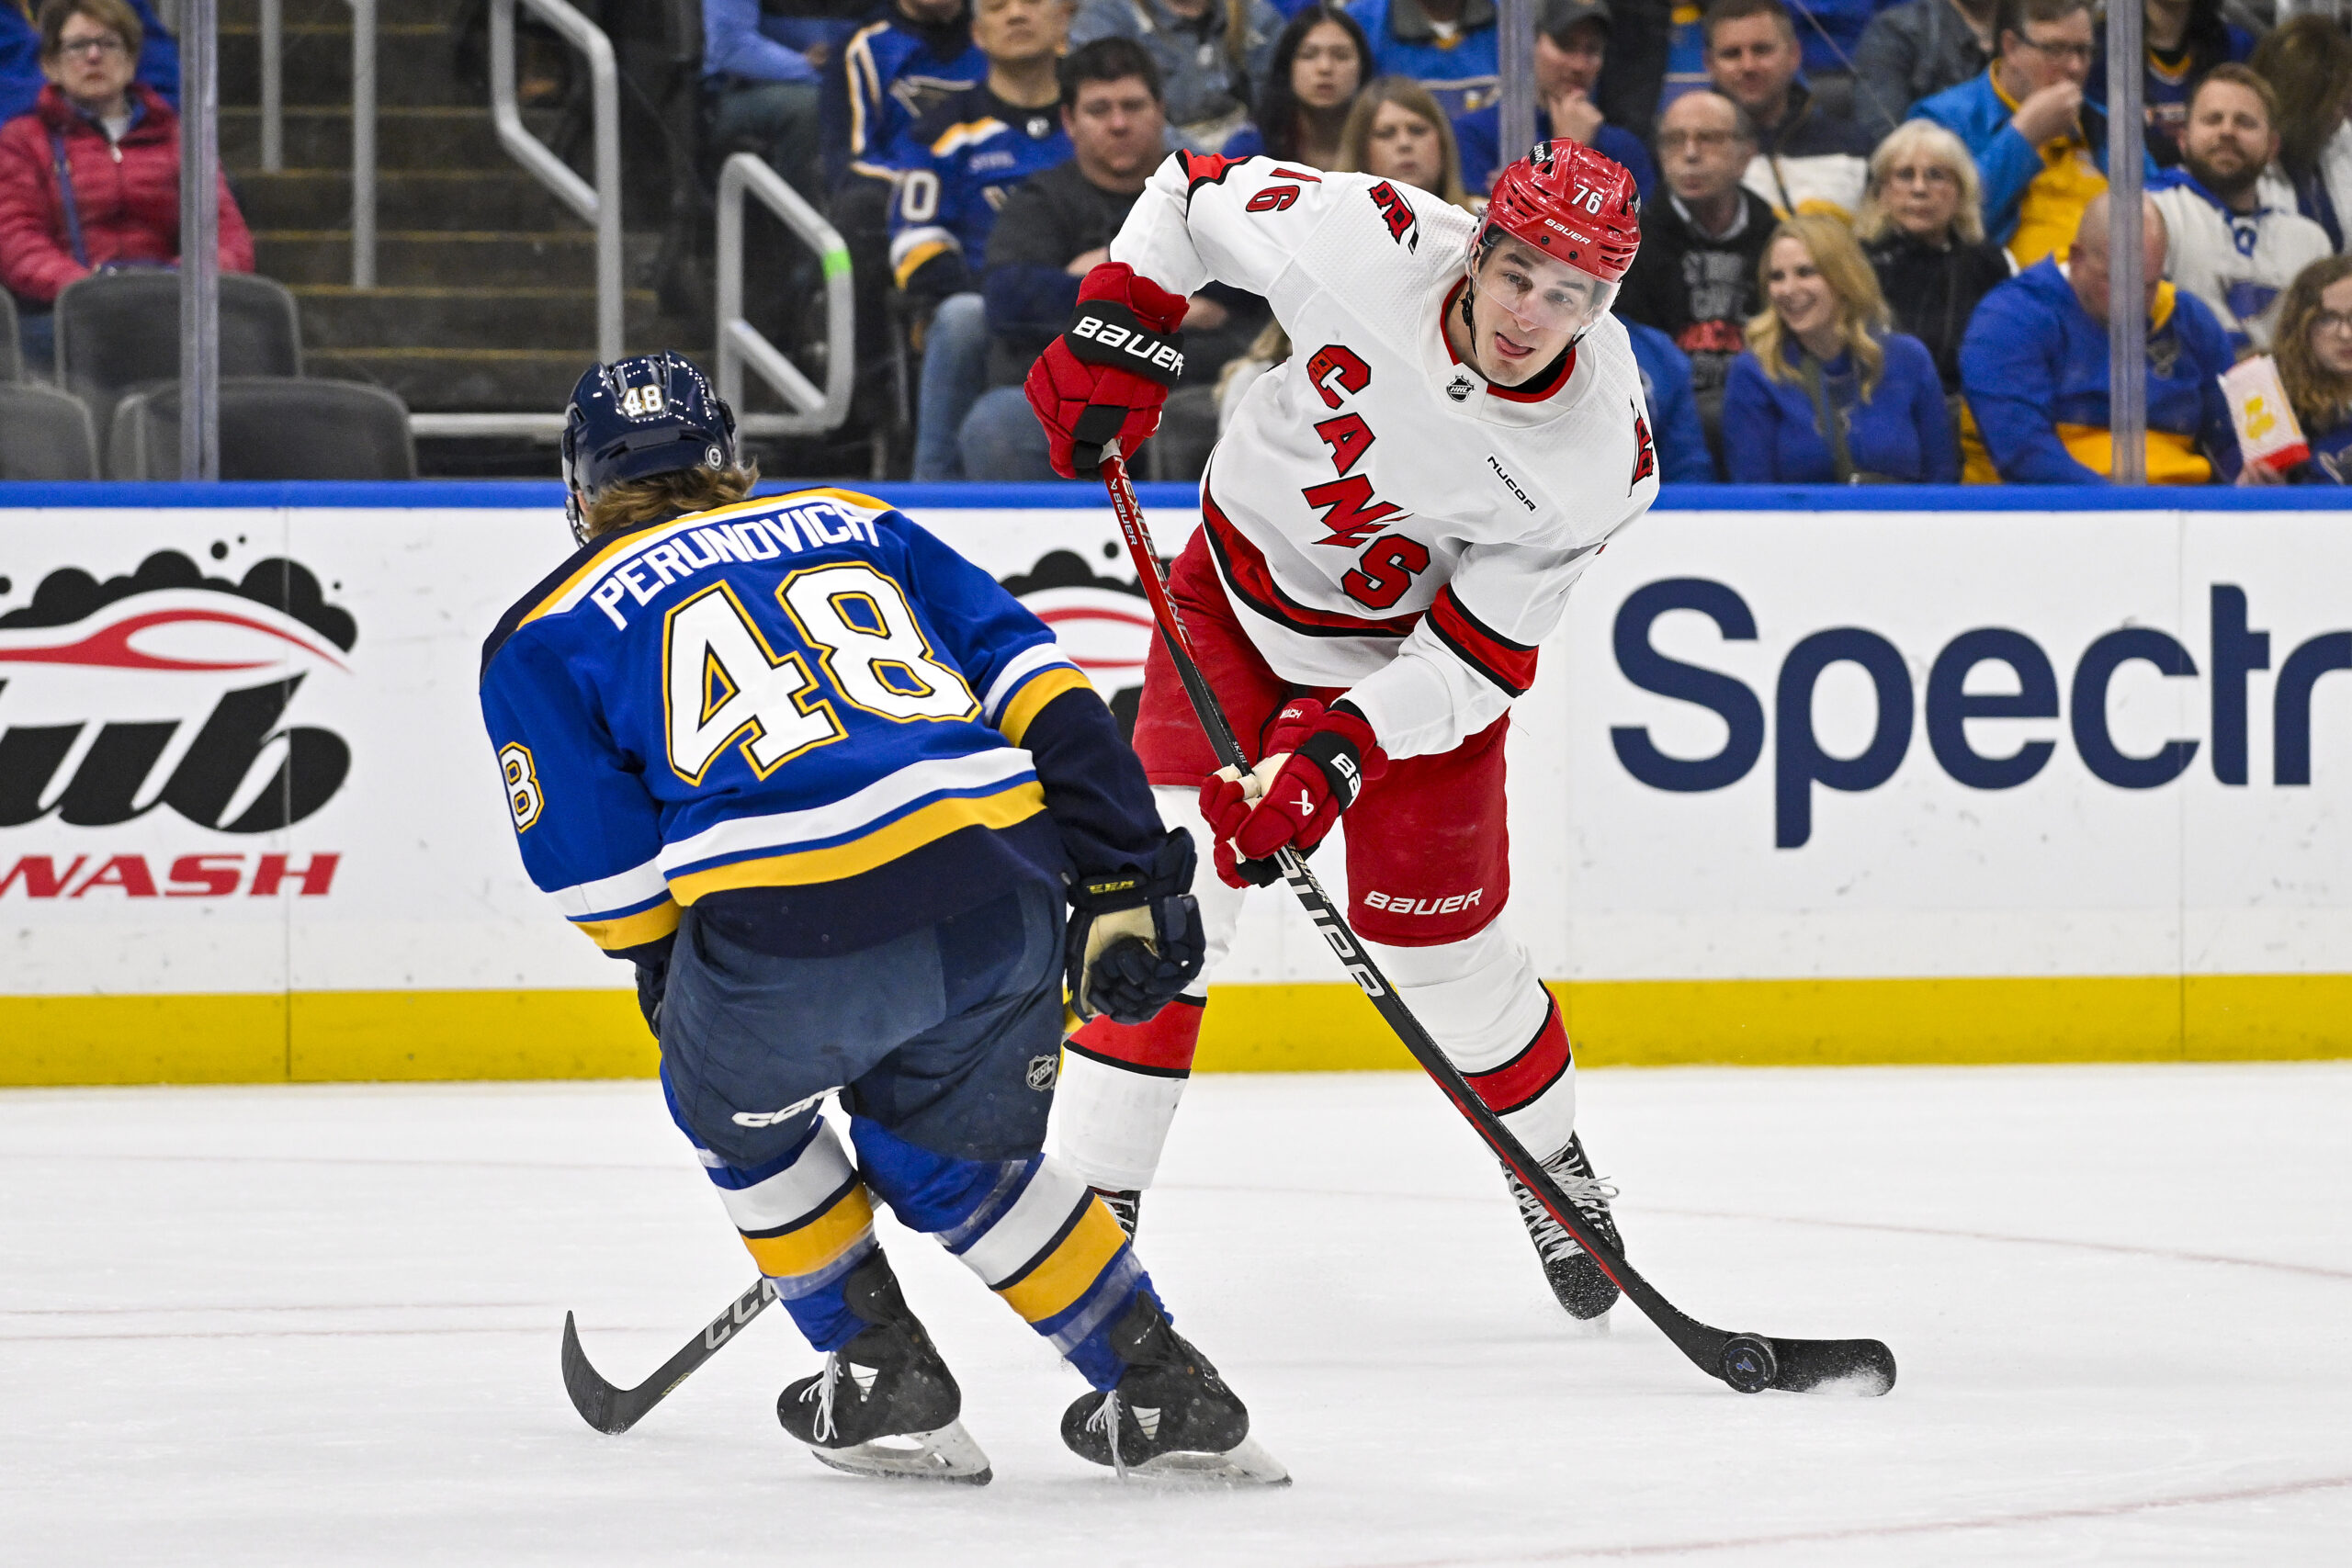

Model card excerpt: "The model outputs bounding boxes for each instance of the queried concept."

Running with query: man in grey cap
[1451,0,1658,196]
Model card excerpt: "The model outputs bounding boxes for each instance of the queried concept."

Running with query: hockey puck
[1720,1335,1779,1393]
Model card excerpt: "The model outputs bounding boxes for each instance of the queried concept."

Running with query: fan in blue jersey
[826,0,987,191]
[480,353,1285,1486]
[885,0,1076,304]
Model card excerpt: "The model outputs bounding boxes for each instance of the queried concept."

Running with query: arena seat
[54,272,304,429]
[107,378,416,480]
[0,291,20,382]
[0,383,100,479]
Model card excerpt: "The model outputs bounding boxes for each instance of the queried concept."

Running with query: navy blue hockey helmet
[561,353,739,542]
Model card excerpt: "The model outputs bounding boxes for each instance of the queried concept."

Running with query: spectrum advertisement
[1,491,2345,1079]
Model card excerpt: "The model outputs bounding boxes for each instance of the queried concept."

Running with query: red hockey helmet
[1475,140,1643,284]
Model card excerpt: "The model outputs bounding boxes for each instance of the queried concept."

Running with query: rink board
[1,481,2347,1083]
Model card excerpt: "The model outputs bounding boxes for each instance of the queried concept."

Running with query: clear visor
[1474,239,1616,335]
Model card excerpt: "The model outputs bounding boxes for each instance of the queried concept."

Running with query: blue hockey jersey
[480,489,1159,960]
[887,87,1072,295]
[827,12,987,187]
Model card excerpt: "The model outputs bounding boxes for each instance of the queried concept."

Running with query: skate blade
[805,1419,993,1484]
[1119,1436,1291,1487]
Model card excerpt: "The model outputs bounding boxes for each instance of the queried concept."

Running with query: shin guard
[1053,994,1204,1191]
[853,1120,1161,1390]
[1365,919,1577,1160]
[695,1118,879,1351]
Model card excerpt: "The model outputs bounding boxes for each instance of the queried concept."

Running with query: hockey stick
[1098,451,1894,1397]
[561,1276,777,1433]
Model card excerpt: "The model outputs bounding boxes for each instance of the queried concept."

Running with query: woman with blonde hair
[1334,75,1475,209]
[1855,119,2012,398]
[2239,254,2352,486]
[1723,215,1958,484]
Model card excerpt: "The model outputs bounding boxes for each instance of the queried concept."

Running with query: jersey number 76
[662,563,976,784]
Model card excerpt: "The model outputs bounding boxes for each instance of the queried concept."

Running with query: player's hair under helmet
[1463,141,1642,344]
[561,353,739,544]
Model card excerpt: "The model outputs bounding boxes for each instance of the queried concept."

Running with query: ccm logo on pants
[1363,888,1484,916]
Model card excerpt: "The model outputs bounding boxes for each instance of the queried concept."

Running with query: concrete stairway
[219,0,682,416]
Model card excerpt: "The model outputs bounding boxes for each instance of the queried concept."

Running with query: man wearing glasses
[1909,0,2157,268]
[1612,88,1777,456]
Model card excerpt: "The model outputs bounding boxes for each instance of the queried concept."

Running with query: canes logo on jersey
[1366,181,1420,253]
[1291,346,1430,610]
[0,551,356,834]
[1630,404,1657,491]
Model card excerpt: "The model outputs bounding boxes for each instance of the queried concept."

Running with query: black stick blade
[1769,1337,1897,1396]
[561,1310,633,1434]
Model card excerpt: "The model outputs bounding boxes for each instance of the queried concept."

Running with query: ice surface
[5,1064,2349,1566]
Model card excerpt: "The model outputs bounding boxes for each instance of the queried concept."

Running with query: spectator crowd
[6,0,2352,485]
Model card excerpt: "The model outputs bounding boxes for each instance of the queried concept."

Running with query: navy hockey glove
[633,952,670,1036]
[1066,829,1206,1025]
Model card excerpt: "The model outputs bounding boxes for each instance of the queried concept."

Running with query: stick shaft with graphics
[560,1277,775,1433]
[1097,450,1894,1397]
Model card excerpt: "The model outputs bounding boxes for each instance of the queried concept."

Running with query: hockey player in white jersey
[1023,141,1657,1318]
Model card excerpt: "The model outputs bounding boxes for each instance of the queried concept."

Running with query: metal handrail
[257,0,375,288]
[489,0,622,362]
[716,154,854,437]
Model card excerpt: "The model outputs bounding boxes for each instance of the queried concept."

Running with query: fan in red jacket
[0,79,254,312]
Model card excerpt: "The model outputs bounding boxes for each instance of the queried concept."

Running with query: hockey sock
[1462,991,1576,1149]
[852,1119,1164,1391]
[1366,922,1577,1158]
[1053,994,1204,1191]
[691,1117,879,1352]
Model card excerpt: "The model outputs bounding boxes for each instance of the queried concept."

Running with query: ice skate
[1092,1186,1142,1241]
[1506,1133,1624,1321]
[1061,1294,1288,1485]
[776,1255,991,1484]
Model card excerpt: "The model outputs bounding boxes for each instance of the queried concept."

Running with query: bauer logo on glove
[1067,303,1186,384]
[1024,261,1192,477]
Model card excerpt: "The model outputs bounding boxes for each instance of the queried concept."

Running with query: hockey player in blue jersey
[479,353,1284,1485]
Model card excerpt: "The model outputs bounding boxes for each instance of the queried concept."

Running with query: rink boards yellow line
[4,975,2348,1086]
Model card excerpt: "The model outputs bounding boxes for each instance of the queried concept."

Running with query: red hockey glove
[1199,699,1388,889]
[1024,262,1190,477]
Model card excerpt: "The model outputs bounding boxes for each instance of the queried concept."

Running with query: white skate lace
[798,1352,842,1443]
[1085,1390,1126,1479]
[1510,1158,1621,1267]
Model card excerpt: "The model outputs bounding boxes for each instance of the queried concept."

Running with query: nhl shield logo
[1026,1052,1060,1092]
[1445,372,1477,403]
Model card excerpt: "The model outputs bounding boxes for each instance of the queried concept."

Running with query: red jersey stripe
[1201,484,1423,641]
[1428,585,1539,695]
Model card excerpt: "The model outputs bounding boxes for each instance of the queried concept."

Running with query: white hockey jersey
[1108,152,1660,761]
[2152,176,2333,354]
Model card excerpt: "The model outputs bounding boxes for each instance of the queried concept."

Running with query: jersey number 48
[662,563,976,784]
